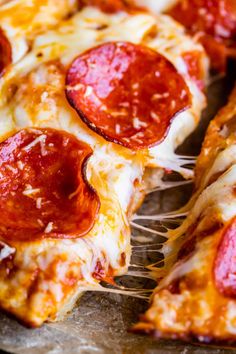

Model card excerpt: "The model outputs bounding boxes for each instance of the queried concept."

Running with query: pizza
[135,0,236,72]
[0,0,208,327]
[133,86,236,344]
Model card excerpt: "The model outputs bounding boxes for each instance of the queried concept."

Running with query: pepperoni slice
[0,128,100,242]
[214,217,236,297]
[168,0,236,71]
[0,28,11,77]
[66,42,191,150]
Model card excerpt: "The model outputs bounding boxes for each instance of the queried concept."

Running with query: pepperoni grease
[0,128,100,241]
[66,42,191,150]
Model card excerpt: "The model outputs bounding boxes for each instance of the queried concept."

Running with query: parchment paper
[0,73,235,354]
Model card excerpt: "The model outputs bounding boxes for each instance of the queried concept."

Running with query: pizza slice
[134,0,236,72]
[133,85,236,343]
[0,2,208,327]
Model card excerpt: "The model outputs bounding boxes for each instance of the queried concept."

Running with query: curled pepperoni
[0,28,11,77]
[214,217,236,297]
[66,42,191,150]
[0,128,100,242]
[168,0,236,71]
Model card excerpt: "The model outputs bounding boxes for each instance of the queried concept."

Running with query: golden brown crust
[133,85,236,344]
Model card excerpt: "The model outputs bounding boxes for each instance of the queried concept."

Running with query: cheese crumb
[150,111,160,123]
[44,222,53,233]
[17,161,24,170]
[115,124,121,134]
[111,111,127,117]
[171,100,176,109]
[132,83,139,90]
[180,90,186,99]
[23,187,41,196]
[84,86,93,97]
[36,197,42,209]
[133,118,147,129]
[66,83,84,91]
[37,219,44,227]
[119,102,130,108]
[23,134,47,156]
[152,92,169,100]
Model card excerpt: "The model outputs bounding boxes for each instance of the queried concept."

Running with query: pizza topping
[168,0,236,71]
[0,28,12,77]
[168,0,236,41]
[214,217,236,297]
[0,128,100,242]
[182,51,205,91]
[66,42,191,150]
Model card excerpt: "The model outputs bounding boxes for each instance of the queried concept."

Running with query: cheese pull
[133,86,236,344]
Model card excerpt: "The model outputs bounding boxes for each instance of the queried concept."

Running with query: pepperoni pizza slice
[133,86,236,343]
[0,2,208,326]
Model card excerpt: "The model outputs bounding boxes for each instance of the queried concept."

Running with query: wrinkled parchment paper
[0,76,235,354]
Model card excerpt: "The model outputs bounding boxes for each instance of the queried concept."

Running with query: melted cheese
[0,0,78,65]
[197,144,236,192]
[135,87,236,341]
[160,163,236,271]
[0,8,208,167]
[134,0,179,13]
[0,4,208,326]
